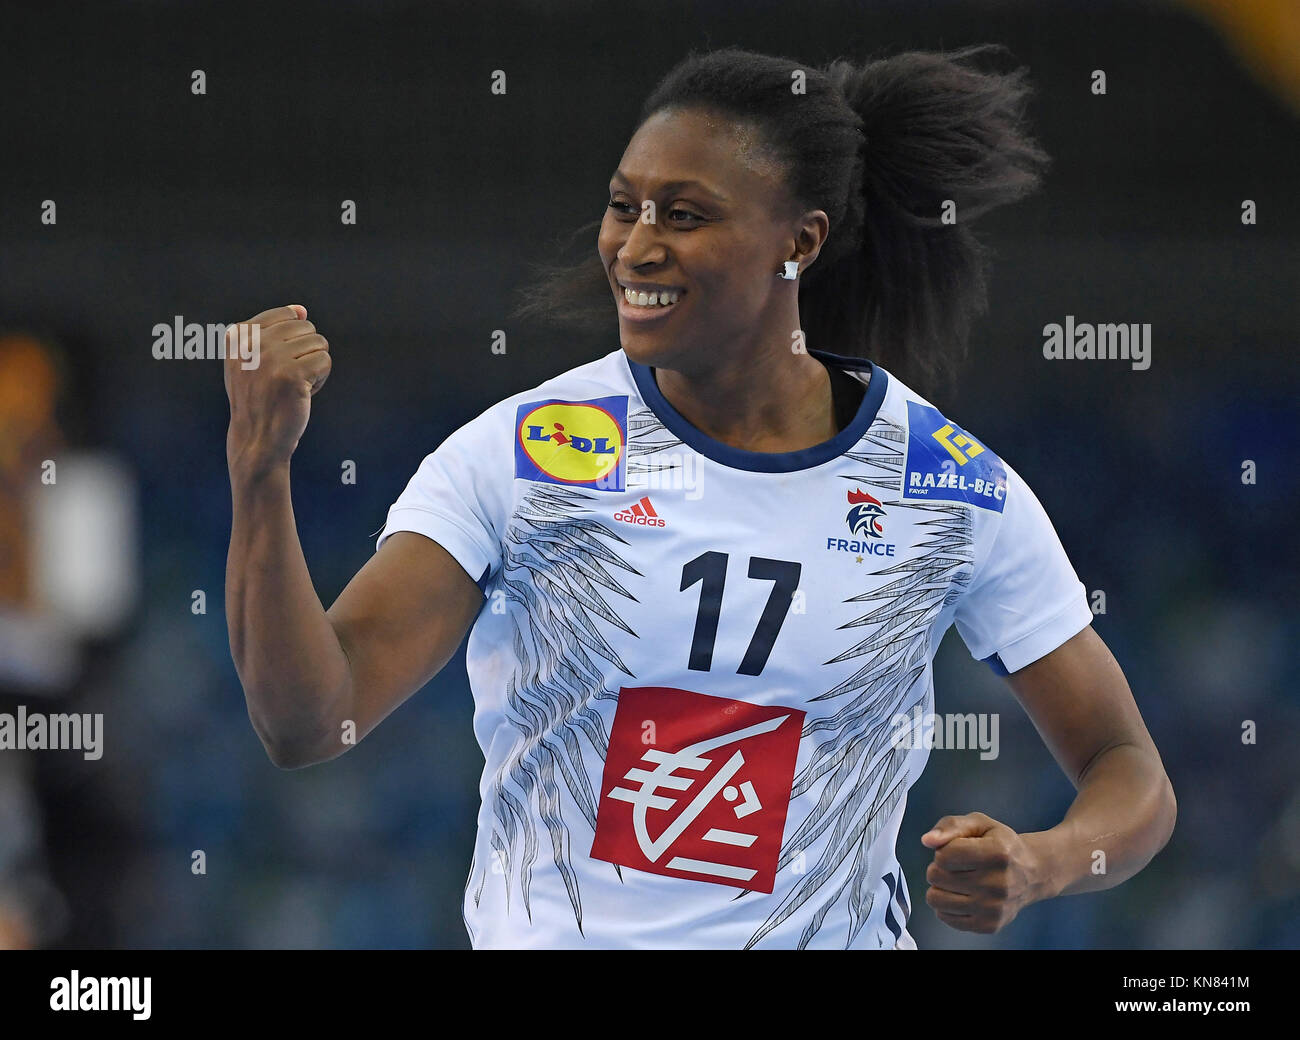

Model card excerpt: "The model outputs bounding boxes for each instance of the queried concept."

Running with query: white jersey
[377,347,1092,949]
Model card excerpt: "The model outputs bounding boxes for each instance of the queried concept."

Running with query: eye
[606,199,703,225]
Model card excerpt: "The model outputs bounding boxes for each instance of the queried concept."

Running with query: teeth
[623,287,681,307]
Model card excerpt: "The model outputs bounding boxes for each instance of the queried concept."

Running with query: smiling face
[597,106,819,373]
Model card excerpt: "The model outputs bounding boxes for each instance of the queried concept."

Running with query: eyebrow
[609,169,729,203]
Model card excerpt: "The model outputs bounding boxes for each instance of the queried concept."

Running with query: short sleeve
[952,463,1092,674]
[375,405,509,593]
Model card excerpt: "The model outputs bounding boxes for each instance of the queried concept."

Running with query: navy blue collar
[624,348,888,473]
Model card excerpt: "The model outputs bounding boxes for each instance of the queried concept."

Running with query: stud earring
[780,260,799,280]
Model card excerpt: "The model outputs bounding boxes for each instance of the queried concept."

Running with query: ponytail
[811,45,1049,393]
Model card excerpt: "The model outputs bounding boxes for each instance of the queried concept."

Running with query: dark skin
[600,107,839,453]
[225,106,1175,935]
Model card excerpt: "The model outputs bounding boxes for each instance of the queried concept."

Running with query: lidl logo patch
[902,401,1007,512]
[515,396,628,491]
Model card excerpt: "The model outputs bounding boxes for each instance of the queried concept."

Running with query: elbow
[260,730,347,770]
[1156,771,1178,850]
[262,738,325,771]
[246,700,347,771]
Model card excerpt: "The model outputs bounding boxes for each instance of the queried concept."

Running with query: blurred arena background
[0,0,1296,948]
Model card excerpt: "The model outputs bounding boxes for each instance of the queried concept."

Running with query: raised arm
[224,305,482,769]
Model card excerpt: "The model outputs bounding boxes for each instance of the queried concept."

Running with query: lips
[617,280,686,294]
[616,285,684,322]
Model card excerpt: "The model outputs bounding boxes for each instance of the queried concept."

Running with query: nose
[616,213,666,269]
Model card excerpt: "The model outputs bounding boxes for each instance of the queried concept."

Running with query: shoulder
[391,348,635,519]
[429,349,636,499]
[874,367,1010,515]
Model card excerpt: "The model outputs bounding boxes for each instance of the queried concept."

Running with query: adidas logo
[614,496,666,527]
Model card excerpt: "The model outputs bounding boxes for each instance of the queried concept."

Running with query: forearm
[226,463,352,767]
[1025,742,1176,900]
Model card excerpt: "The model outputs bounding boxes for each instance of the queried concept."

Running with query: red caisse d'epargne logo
[591,686,805,893]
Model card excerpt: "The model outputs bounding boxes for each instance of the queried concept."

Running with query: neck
[651,332,840,454]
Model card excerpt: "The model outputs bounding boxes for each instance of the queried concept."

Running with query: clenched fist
[921,811,1052,934]
[224,304,331,477]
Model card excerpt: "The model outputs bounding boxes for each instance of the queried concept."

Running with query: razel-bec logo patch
[902,401,1007,512]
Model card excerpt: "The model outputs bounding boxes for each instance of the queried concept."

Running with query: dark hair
[511,44,1049,397]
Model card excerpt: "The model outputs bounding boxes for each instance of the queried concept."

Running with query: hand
[224,304,331,477]
[920,811,1051,934]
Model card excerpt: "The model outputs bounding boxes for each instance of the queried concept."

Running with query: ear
[793,209,830,270]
